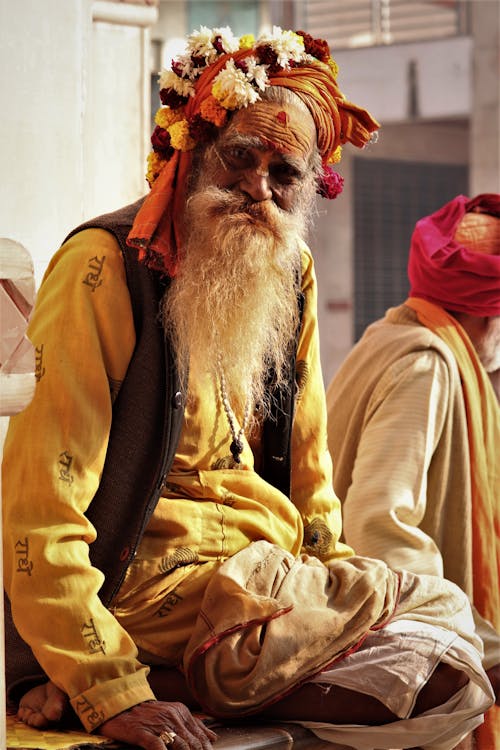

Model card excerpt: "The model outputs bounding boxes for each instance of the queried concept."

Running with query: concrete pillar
[470,0,500,194]
[0,0,159,288]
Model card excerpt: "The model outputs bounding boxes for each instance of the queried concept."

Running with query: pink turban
[408,193,500,316]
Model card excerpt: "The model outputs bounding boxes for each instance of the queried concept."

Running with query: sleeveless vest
[5,198,301,698]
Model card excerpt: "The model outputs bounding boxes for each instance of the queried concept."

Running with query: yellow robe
[2,228,350,732]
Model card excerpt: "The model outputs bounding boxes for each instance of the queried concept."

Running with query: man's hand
[99,700,217,750]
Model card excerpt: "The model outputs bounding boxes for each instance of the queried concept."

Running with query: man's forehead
[224,100,316,158]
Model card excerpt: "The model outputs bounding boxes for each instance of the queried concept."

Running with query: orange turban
[127,28,380,275]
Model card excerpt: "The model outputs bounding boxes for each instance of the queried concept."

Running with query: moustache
[188,187,286,231]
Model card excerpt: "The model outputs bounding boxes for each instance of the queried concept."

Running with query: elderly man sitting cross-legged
[3,26,494,750]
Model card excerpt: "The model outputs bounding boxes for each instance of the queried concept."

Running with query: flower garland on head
[128,25,380,275]
[147,25,377,198]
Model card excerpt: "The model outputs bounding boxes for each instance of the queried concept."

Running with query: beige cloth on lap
[183,540,483,717]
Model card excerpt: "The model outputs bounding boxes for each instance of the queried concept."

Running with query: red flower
[171,60,184,78]
[159,88,188,109]
[316,166,344,199]
[213,35,225,54]
[191,53,205,67]
[188,114,218,144]
[255,44,281,72]
[151,126,173,157]
[235,59,249,74]
[296,31,331,64]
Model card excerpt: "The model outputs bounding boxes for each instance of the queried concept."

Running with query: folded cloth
[183,541,485,722]
[302,619,494,750]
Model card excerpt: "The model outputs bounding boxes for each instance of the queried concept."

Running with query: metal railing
[303,0,471,49]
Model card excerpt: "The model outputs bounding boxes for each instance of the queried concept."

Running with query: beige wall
[0,0,157,287]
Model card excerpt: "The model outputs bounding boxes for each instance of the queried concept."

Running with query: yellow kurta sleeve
[2,229,156,731]
[291,245,352,561]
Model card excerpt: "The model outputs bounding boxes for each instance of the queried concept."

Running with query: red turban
[127,29,380,275]
[408,193,500,316]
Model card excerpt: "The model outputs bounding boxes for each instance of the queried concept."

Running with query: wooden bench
[6,712,342,749]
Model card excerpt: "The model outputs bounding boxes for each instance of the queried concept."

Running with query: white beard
[161,185,312,418]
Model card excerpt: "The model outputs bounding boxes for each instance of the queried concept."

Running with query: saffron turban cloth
[127,27,380,275]
[408,193,500,317]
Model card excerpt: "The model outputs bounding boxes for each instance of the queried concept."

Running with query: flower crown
[148,26,345,199]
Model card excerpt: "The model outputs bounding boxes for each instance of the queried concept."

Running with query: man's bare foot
[17,681,68,728]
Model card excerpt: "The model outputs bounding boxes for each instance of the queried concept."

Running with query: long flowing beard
[161,187,309,418]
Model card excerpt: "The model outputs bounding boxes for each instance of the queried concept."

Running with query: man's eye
[270,164,302,184]
[224,148,253,169]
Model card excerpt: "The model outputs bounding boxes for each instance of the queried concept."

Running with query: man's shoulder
[298,240,315,289]
[334,304,459,384]
[64,196,146,244]
[366,304,453,354]
[45,197,148,283]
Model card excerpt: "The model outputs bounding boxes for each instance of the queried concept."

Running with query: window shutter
[353,157,468,340]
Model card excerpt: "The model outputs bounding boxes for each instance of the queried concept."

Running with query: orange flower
[200,96,228,127]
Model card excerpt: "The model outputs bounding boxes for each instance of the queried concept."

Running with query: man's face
[210,99,317,213]
[457,312,500,374]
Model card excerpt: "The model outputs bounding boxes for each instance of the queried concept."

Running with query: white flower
[212,59,261,109]
[212,26,240,53]
[158,69,195,98]
[303,53,317,65]
[186,26,218,64]
[243,57,269,92]
[259,26,305,68]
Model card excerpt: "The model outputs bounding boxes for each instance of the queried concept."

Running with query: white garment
[299,619,494,750]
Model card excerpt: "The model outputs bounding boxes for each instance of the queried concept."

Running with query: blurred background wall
[1,0,499,381]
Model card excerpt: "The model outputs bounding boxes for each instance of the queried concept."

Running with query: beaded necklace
[218,367,251,468]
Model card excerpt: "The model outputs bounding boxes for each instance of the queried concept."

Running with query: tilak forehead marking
[227,101,315,157]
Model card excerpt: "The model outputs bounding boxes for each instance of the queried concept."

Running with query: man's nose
[239,167,273,202]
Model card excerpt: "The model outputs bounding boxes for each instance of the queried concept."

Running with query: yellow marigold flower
[212,78,240,110]
[168,119,196,151]
[155,107,184,130]
[328,145,343,164]
[328,57,339,78]
[239,34,255,50]
[200,96,228,127]
[146,151,166,185]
